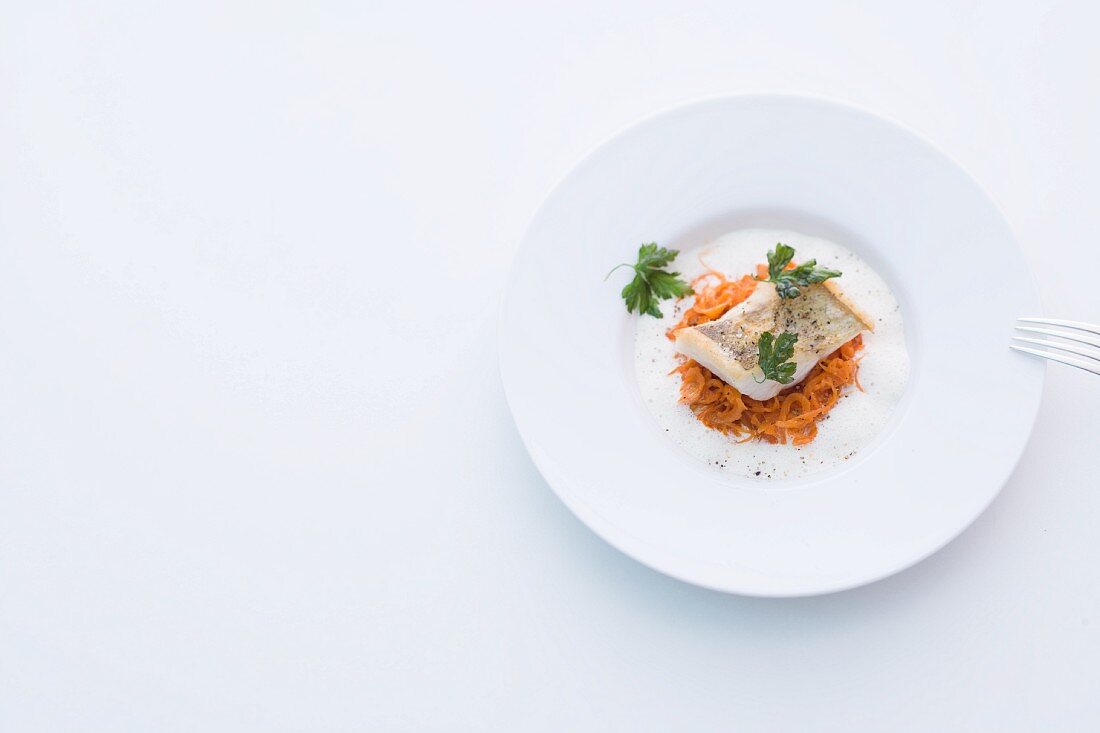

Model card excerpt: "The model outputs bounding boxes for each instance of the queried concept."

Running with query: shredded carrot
[667,270,759,338]
[667,266,864,446]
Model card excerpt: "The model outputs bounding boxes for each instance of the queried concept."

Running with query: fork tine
[1017,317,1100,337]
[1012,336,1100,362]
[1015,325,1100,349]
[1010,344,1100,376]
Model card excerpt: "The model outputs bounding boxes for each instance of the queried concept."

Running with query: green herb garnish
[605,243,693,318]
[754,331,799,384]
[759,243,841,299]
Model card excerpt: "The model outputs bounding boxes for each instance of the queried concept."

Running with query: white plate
[499,94,1043,596]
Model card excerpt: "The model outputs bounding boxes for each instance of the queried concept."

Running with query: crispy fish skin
[673,280,874,400]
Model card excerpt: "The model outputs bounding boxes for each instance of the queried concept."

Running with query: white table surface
[2,2,1098,730]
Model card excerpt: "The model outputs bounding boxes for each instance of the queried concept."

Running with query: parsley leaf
[754,331,799,384]
[766,243,797,281]
[606,243,693,318]
[760,243,841,299]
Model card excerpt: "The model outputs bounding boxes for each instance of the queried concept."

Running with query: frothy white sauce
[635,229,910,480]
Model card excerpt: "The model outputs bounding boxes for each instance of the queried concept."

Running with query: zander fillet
[674,280,874,400]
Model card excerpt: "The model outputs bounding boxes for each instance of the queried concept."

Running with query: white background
[2,1,1099,730]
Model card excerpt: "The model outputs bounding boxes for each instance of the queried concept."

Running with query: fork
[1011,318,1100,376]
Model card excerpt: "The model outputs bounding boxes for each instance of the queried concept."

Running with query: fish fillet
[674,280,874,400]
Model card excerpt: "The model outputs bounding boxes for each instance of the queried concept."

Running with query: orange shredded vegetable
[666,267,764,338]
[668,267,864,446]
